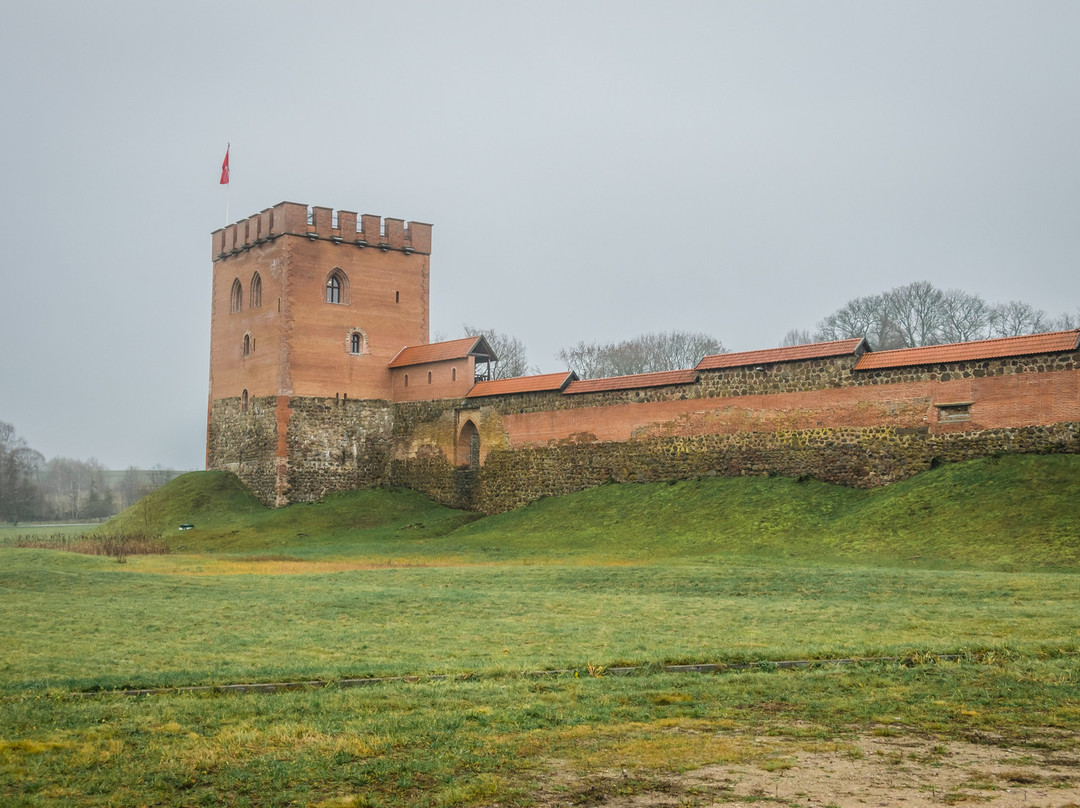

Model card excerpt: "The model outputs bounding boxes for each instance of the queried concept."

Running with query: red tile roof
[466,372,578,398]
[696,338,867,370]
[388,336,494,368]
[855,329,1080,370]
[563,369,699,395]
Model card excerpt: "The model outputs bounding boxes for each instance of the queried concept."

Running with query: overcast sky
[2,1,1078,470]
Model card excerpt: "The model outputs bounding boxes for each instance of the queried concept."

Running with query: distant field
[1,456,1078,807]
[0,523,95,543]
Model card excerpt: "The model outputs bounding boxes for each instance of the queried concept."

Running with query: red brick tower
[206,201,432,505]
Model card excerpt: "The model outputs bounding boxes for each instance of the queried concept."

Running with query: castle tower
[206,201,432,505]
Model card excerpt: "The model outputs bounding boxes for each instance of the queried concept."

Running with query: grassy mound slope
[451,454,1080,569]
[93,471,477,558]
[95,455,1080,569]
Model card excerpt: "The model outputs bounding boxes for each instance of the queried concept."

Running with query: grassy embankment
[1,455,1078,807]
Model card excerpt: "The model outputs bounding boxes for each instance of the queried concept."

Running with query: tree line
[0,421,176,525]
[471,282,1076,380]
[786,281,1078,350]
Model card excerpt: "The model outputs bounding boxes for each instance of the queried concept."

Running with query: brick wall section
[389,351,1080,513]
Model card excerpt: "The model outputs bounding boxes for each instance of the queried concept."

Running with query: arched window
[242,333,251,356]
[404,374,409,388]
[230,279,243,313]
[452,367,457,381]
[427,370,433,384]
[325,269,348,304]
[250,273,262,308]
[241,389,249,412]
[347,329,367,355]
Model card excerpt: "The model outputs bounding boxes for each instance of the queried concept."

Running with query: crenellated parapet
[212,201,432,261]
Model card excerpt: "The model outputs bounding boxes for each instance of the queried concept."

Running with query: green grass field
[1,456,1078,806]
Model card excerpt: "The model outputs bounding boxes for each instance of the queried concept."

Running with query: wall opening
[935,402,973,423]
[456,419,480,469]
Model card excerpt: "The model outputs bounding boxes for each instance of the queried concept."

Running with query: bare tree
[40,457,106,521]
[120,466,142,510]
[939,288,992,343]
[780,328,813,347]
[557,330,724,379]
[813,282,1069,350]
[462,325,537,380]
[883,281,946,348]
[1050,309,1080,331]
[814,292,904,349]
[989,300,1050,338]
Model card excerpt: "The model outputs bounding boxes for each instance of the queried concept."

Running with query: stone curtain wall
[215,350,1080,511]
[390,350,1080,514]
[458,423,1080,513]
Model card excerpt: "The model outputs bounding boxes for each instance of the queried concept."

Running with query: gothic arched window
[230,279,243,313]
[325,269,349,304]
[250,272,262,308]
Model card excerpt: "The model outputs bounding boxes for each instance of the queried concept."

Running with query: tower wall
[207,202,432,505]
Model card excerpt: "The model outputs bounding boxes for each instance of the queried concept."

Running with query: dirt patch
[534,732,1080,807]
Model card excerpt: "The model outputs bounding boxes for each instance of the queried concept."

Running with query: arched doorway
[456,420,480,469]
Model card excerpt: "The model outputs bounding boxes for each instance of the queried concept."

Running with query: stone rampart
[389,350,1080,513]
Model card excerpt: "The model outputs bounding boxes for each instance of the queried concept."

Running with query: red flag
[219,145,230,185]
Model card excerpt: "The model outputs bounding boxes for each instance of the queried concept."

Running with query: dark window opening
[241,389,249,412]
[250,273,262,308]
[350,333,362,354]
